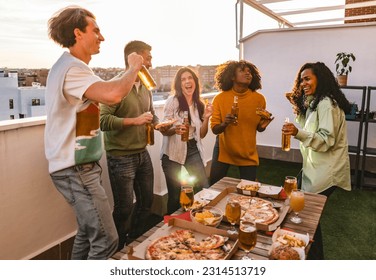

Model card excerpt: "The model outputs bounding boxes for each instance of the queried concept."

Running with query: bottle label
[281,133,290,151]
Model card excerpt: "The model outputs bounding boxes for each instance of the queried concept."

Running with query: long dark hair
[171,67,204,122]
[214,60,262,91]
[290,62,351,115]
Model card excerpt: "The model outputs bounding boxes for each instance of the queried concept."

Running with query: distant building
[93,65,218,93]
[0,65,218,121]
[0,72,45,121]
[0,70,19,120]
[150,65,217,93]
[17,69,49,87]
[196,65,217,92]
[19,83,46,119]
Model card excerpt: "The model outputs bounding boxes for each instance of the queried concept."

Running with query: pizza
[230,195,279,225]
[145,229,232,260]
[256,108,273,119]
[242,207,279,224]
[155,119,177,129]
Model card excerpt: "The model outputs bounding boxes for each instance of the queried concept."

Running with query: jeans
[209,136,257,185]
[162,140,209,214]
[107,151,154,250]
[50,162,118,260]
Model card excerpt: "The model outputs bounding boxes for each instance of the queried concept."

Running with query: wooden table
[110,177,327,260]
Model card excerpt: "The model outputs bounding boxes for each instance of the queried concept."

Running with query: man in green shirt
[100,40,158,250]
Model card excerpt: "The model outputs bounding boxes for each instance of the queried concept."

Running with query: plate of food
[258,185,282,199]
[269,228,308,259]
[269,243,305,260]
[272,228,309,248]
[236,179,261,196]
[155,119,177,129]
[190,206,223,227]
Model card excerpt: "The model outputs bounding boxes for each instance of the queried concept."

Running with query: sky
[0,0,259,69]
[0,0,345,69]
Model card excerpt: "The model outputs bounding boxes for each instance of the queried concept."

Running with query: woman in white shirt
[160,67,212,214]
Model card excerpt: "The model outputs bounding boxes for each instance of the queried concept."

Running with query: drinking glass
[225,197,241,235]
[180,185,194,211]
[290,190,305,224]
[238,219,257,260]
[283,176,297,198]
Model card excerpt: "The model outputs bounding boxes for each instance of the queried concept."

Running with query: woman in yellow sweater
[209,60,273,185]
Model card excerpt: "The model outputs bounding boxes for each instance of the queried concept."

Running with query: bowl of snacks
[190,206,223,227]
[272,228,309,248]
[236,179,261,196]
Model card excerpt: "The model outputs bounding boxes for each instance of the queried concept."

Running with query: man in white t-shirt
[45,6,143,260]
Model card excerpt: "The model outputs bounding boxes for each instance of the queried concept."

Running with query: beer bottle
[146,122,154,145]
[138,65,157,91]
[231,96,239,125]
[181,111,189,142]
[281,117,291,151]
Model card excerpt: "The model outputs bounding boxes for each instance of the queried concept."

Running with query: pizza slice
[145,235,196,260]
[171,229,197,248]
[195,248,227,260]
[189,234,228,252]
[242,207,279,225]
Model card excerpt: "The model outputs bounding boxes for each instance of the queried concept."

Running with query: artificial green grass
[228,158,302,186]
[321,188,376,260]
[228,158,376,260]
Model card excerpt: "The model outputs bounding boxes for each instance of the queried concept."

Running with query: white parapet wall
[0,117,77,259]
[0,94,217,259]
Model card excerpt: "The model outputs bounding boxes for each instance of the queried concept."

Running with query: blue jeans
[162,140,209,214]
[50,162,118,260]
[107,151,154,249]
[209,135,257,185]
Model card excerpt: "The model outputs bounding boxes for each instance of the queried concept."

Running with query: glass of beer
[283,176,297,198]
[225,196,241,235]
[290,190,305,224]
[238,219,257,260]
[180,185,194,211]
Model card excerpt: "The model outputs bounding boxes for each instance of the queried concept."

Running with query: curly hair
[171,67,205,122]
[290,62,351,115]
[214,60,262,91]
[48,6,95,48]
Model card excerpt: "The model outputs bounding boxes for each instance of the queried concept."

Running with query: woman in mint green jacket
[282,62,351,260]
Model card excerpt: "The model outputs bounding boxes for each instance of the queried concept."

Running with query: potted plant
[335,52,356,86]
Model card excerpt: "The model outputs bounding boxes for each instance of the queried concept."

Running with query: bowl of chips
[190,206,223,227]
